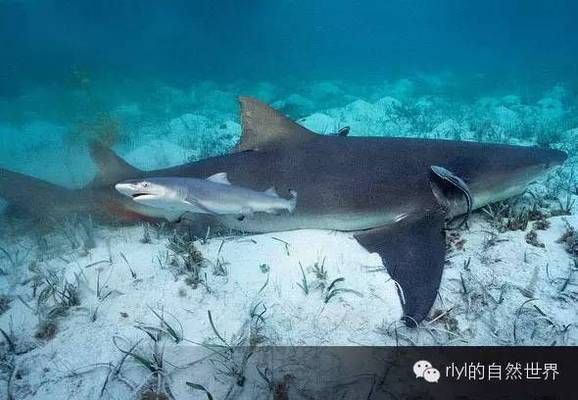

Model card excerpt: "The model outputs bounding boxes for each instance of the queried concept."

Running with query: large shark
[0,97,567,324]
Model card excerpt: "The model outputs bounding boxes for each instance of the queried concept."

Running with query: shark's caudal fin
[0,168,76,218]
[236,96,316,151]
[354,211,446,326]
[88,141,142,185]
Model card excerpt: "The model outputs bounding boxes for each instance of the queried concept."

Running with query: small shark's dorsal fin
[89,141,142,185]
[207,172,231,185]
[264,186,279,197]
[236,96,316,151]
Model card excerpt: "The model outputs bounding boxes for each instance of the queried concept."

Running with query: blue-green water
[0,0,576,204]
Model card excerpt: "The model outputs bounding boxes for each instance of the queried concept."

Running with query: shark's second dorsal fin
[207,172,231,185]
[236,96,316,151]
[89,141,142,185]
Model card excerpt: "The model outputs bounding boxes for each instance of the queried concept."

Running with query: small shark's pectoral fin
[354,211,446,326]
[183,199,219,216]
[337,126,350,137]
[206,172,231,185]
[430,165,473,226]
[235,97,316,151]
[167,212,187,223]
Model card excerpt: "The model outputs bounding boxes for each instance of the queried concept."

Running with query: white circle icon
[413,360,432,378]
[423,367,440,383]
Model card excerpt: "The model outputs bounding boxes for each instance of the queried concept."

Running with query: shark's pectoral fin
[354,211,446,326]
[430,165,473,226]
[183,199,219,216]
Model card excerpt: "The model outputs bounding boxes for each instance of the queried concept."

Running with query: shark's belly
[218,209,404,233]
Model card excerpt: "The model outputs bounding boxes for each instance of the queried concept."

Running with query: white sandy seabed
[0,81,577,398]
[0,211,577,399]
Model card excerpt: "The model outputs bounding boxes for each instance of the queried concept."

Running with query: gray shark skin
[0,97,567,325]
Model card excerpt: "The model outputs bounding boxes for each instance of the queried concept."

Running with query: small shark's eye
[141,182,150,188]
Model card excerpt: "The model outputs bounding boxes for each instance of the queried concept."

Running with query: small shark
[0,97,567,324]
[115,173,297,221]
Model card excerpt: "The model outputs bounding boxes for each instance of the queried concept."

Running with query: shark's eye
[142,182,150,188]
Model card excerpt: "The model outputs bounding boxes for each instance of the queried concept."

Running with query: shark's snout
[550,148,568,166]
[537,147,568,173]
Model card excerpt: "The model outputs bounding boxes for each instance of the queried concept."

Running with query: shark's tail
[288,189,298,213]
[0,168,77,218]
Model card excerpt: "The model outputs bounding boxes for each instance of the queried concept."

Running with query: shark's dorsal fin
[236,96,316,151]
[89,141,142,185]
[207,172,231,185]
[264,186,279,197]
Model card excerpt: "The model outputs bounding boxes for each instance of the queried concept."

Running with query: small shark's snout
[115,180,160,201]
[115,182,140,198]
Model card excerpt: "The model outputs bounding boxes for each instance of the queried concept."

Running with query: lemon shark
[0,97,567,324]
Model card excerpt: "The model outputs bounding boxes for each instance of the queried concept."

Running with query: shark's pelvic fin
[89,141,142,185]
[354,211,446,326]
[236,96,316,151]
[207,172,231,185]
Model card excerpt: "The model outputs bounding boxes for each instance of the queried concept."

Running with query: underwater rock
[203,89,238,113]
[250,81,277,103]
[431,119,468,140]
[537,97,565,121]
[389,78,417,100]
[216,120,242,148]
[125,140,192,170]
[341,99,377,120]
[164,113,240,156]
[307,81,344,101]
[298,113,338,134]
[560,128,578,154]
[492,105,521,130]
[374,96,402,113]
[168,113,212,137]
[271,93,316,117]
[501,94,522,106]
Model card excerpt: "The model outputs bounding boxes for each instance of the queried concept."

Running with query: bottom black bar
[183,346,574,399]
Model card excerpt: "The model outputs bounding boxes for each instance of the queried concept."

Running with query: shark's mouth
[131,193,150,199]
